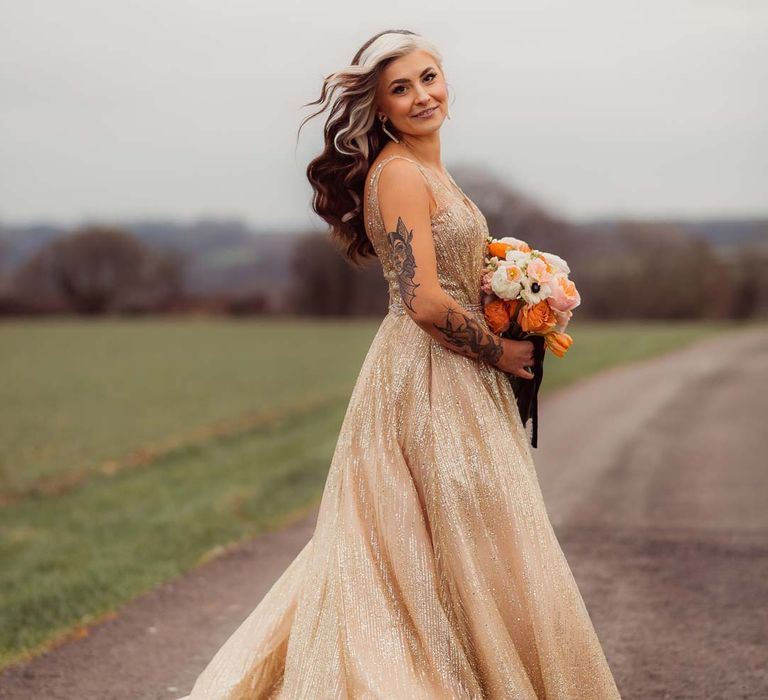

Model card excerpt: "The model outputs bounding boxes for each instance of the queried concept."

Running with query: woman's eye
[393,73,437,95]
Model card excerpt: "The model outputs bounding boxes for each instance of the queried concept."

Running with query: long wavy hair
[297,30,445,266]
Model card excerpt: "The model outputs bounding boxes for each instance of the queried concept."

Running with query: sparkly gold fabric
[178,155,622,699]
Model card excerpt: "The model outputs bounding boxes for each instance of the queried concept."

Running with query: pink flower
[547,275,581,312]
[480,269,495,294]
[552,308,573,332]
[526,256,554,284]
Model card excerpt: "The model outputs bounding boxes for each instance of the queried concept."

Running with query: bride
[178,29,622,699]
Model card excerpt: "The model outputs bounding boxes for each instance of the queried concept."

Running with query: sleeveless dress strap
[370,154,429,179]
[369,155,436,195]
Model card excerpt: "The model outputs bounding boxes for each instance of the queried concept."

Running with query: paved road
[1,326,767,700]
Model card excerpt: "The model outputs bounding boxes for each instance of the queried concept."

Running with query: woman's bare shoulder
[364,150,392,190]
[365,152,436,221]
[364,148,407,201]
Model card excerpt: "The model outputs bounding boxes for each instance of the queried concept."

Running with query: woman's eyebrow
[388,66,436,88]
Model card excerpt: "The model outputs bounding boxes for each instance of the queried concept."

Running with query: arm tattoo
[386,217,420,313]
[432,305,504,365]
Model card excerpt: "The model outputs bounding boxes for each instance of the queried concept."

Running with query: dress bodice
[363,154,490,314]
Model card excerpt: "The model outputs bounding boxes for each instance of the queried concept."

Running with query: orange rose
[517,300,557,334]
[544,331,573,357]
[506,298,522,317]
[483,298,512,333]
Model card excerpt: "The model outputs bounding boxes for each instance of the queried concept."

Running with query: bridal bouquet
[480,235,580,448]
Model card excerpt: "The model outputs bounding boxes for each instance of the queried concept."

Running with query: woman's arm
[377,158,534,379]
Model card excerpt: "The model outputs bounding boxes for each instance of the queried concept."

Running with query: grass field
[0,316,741,669]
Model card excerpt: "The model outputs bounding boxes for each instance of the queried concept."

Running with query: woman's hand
[496,338,536,379]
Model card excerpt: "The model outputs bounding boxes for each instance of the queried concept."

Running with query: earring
[379,114,400,143]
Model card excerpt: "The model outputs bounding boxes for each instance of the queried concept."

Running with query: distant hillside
[583,217,768,249]
[0,219,309,305]
[0,224,64,267]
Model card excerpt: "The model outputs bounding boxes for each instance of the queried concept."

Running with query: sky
[1,0,767,229]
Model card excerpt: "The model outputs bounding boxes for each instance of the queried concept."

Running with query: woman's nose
[414,86,430,103]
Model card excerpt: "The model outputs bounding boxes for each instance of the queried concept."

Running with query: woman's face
[376,49,448,139]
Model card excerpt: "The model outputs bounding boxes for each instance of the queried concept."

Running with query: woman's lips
[413,107,438,119]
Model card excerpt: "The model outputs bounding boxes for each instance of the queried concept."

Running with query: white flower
[505,249,530,267]
[541,252,570,275]
[519,276,552,305]
[490,263,523,300]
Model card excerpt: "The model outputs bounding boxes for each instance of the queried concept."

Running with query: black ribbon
[508,333,546,448]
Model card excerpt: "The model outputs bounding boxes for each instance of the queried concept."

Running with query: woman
[179,29,622,699]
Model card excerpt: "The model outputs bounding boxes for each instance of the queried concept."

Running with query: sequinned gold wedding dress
[178,155,621,699]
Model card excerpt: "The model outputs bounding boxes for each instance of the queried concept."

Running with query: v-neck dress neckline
[392,151,475,214]
[442,170,475,213]
[417,162,475,215]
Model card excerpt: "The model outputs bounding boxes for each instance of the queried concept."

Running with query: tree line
[1,179,766,320]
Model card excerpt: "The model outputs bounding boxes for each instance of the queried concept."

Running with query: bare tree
[288,231,387,316]
[13,225,184,314]
[725,243,768,319]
